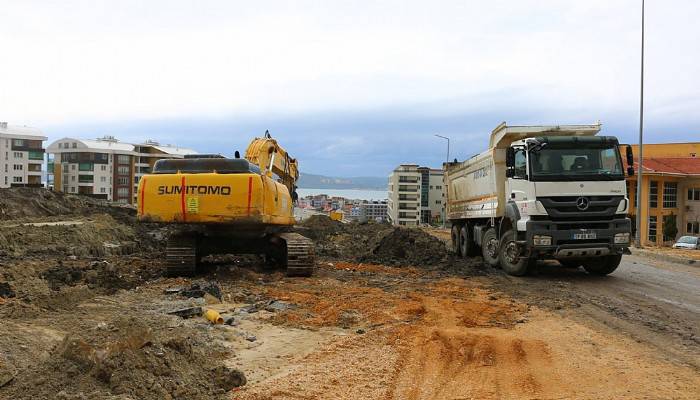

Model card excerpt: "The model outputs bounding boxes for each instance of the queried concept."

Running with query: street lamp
[634,0,645,247]
[434,134,450,227]
[434,134,450,163]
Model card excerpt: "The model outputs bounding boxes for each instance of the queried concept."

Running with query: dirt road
[486,255,700,369]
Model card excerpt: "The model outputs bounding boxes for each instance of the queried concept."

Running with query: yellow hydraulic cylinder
[204,309,224,324]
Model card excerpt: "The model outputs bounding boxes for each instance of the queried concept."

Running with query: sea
[297,188,388,201]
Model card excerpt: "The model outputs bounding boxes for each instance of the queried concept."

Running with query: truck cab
[505,135,634,269]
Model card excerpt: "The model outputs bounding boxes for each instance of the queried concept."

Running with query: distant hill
[298,173,386,190]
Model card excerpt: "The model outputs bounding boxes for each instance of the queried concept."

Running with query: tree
[663,213,678,243]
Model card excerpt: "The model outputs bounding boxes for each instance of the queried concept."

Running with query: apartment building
[418,166,445,224]
[387,164,422,226]
[0,122,47,188]
[47,136,196,204]
[360,200,388,222]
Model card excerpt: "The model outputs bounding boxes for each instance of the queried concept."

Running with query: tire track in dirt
[385,294,560,400]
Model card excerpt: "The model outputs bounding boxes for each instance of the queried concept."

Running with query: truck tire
[460,225,477,257]
[451,225,462,256]
[498,230,532,276]
[583,254,622,276]
[481,228,500,267]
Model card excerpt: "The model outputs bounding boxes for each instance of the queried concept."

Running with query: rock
[212,366,246,391]
[245,334,257,342]
[264,300,296,312]
[356,328,366,334]
[224,317,236,326]
[179,281,222,300]
[0,282,15,298]
[338,309,362,327]
[167,307,203,319]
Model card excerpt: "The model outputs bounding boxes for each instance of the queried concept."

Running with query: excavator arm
[244,131,299,195]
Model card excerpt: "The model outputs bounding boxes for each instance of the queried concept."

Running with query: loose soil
[0,191,698,399]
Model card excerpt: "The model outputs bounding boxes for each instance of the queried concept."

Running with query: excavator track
[165,233,199,277]
[279,232,315,277]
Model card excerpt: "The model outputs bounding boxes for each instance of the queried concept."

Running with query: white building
[47,136,196,203]
[360,200,388,222]
[387,164,444,226]
[0,122,48,188]
[387,164,422,226]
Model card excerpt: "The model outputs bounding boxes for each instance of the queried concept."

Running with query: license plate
[572,232,597,240]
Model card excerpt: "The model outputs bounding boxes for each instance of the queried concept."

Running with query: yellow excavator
[137,131,315,277]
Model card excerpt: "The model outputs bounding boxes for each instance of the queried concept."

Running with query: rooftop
[625,157,700,176]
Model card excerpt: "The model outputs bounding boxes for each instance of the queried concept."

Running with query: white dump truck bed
[445,122,601,220]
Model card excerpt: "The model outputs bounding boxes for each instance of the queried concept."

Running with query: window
[78,163,94,171]
[28,151,43,160]
[435,200,441,204]
[117,165,129,174]
[100,165,107,171]
[649,181,658,208]
[70,187,76,193]
[12,176,22,183]
[100,176,106,182]
[72,142,77,148]
[71,164,76,170]
[13,164,22,170]
[78,175,94,183]
[117,155,130,164]
[100,187,107,193]
[436,185,442,190]
[689,188,700,201]
[117,177,129,185]
[663,182,677,208]
[513,148,527,178]
[117,187,129,196]
[71,176,76,182]
[648,216,657,243]
[14,152,23,158]
[13,139,23,146]
[3,176,6,185]
[688,222,700,234]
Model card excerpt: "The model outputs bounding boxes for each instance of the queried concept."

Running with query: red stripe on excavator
[247,176,253,216]
[139,177,147,215]
[180,176,187,222]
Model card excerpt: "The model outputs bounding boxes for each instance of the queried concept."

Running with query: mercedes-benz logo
[576,196,590,211]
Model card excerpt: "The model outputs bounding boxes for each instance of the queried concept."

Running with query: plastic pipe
[204,309,224,324]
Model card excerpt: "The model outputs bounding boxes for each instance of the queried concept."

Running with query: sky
[1,0,698,177]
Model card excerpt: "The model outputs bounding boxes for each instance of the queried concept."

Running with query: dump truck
[137,131,315,277]
[445,122,634,276]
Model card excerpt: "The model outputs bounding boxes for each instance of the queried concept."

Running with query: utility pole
[435,134,450,227]
[634,0,645,247]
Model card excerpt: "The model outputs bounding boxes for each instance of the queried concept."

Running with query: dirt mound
[0,187,133,221]
[365,227,449,266]
[2,317,243,400]
[298,216,450,267]
[0,214,138,258]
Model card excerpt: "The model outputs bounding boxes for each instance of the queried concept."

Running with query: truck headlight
[533,235,552,246]
[614,233,630,244]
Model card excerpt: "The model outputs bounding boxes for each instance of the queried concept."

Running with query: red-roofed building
[624,142,700,246]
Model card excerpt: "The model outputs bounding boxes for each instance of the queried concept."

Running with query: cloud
[1,0,699,176]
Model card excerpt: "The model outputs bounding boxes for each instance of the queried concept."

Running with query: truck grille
[537,196,623,221]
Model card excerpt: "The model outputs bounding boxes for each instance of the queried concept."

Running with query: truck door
[506,146,532,224]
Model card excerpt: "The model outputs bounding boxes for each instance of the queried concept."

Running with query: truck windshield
[529,145,624,181]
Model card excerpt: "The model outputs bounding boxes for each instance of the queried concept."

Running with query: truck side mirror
[506,147,515,168]
[625,145,635,176]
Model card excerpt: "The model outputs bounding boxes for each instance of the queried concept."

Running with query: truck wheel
[481,228,500,267]
[498,230,532,276]
[583,254,622,276]
[460,225,477,257]
[451,225,462,256]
